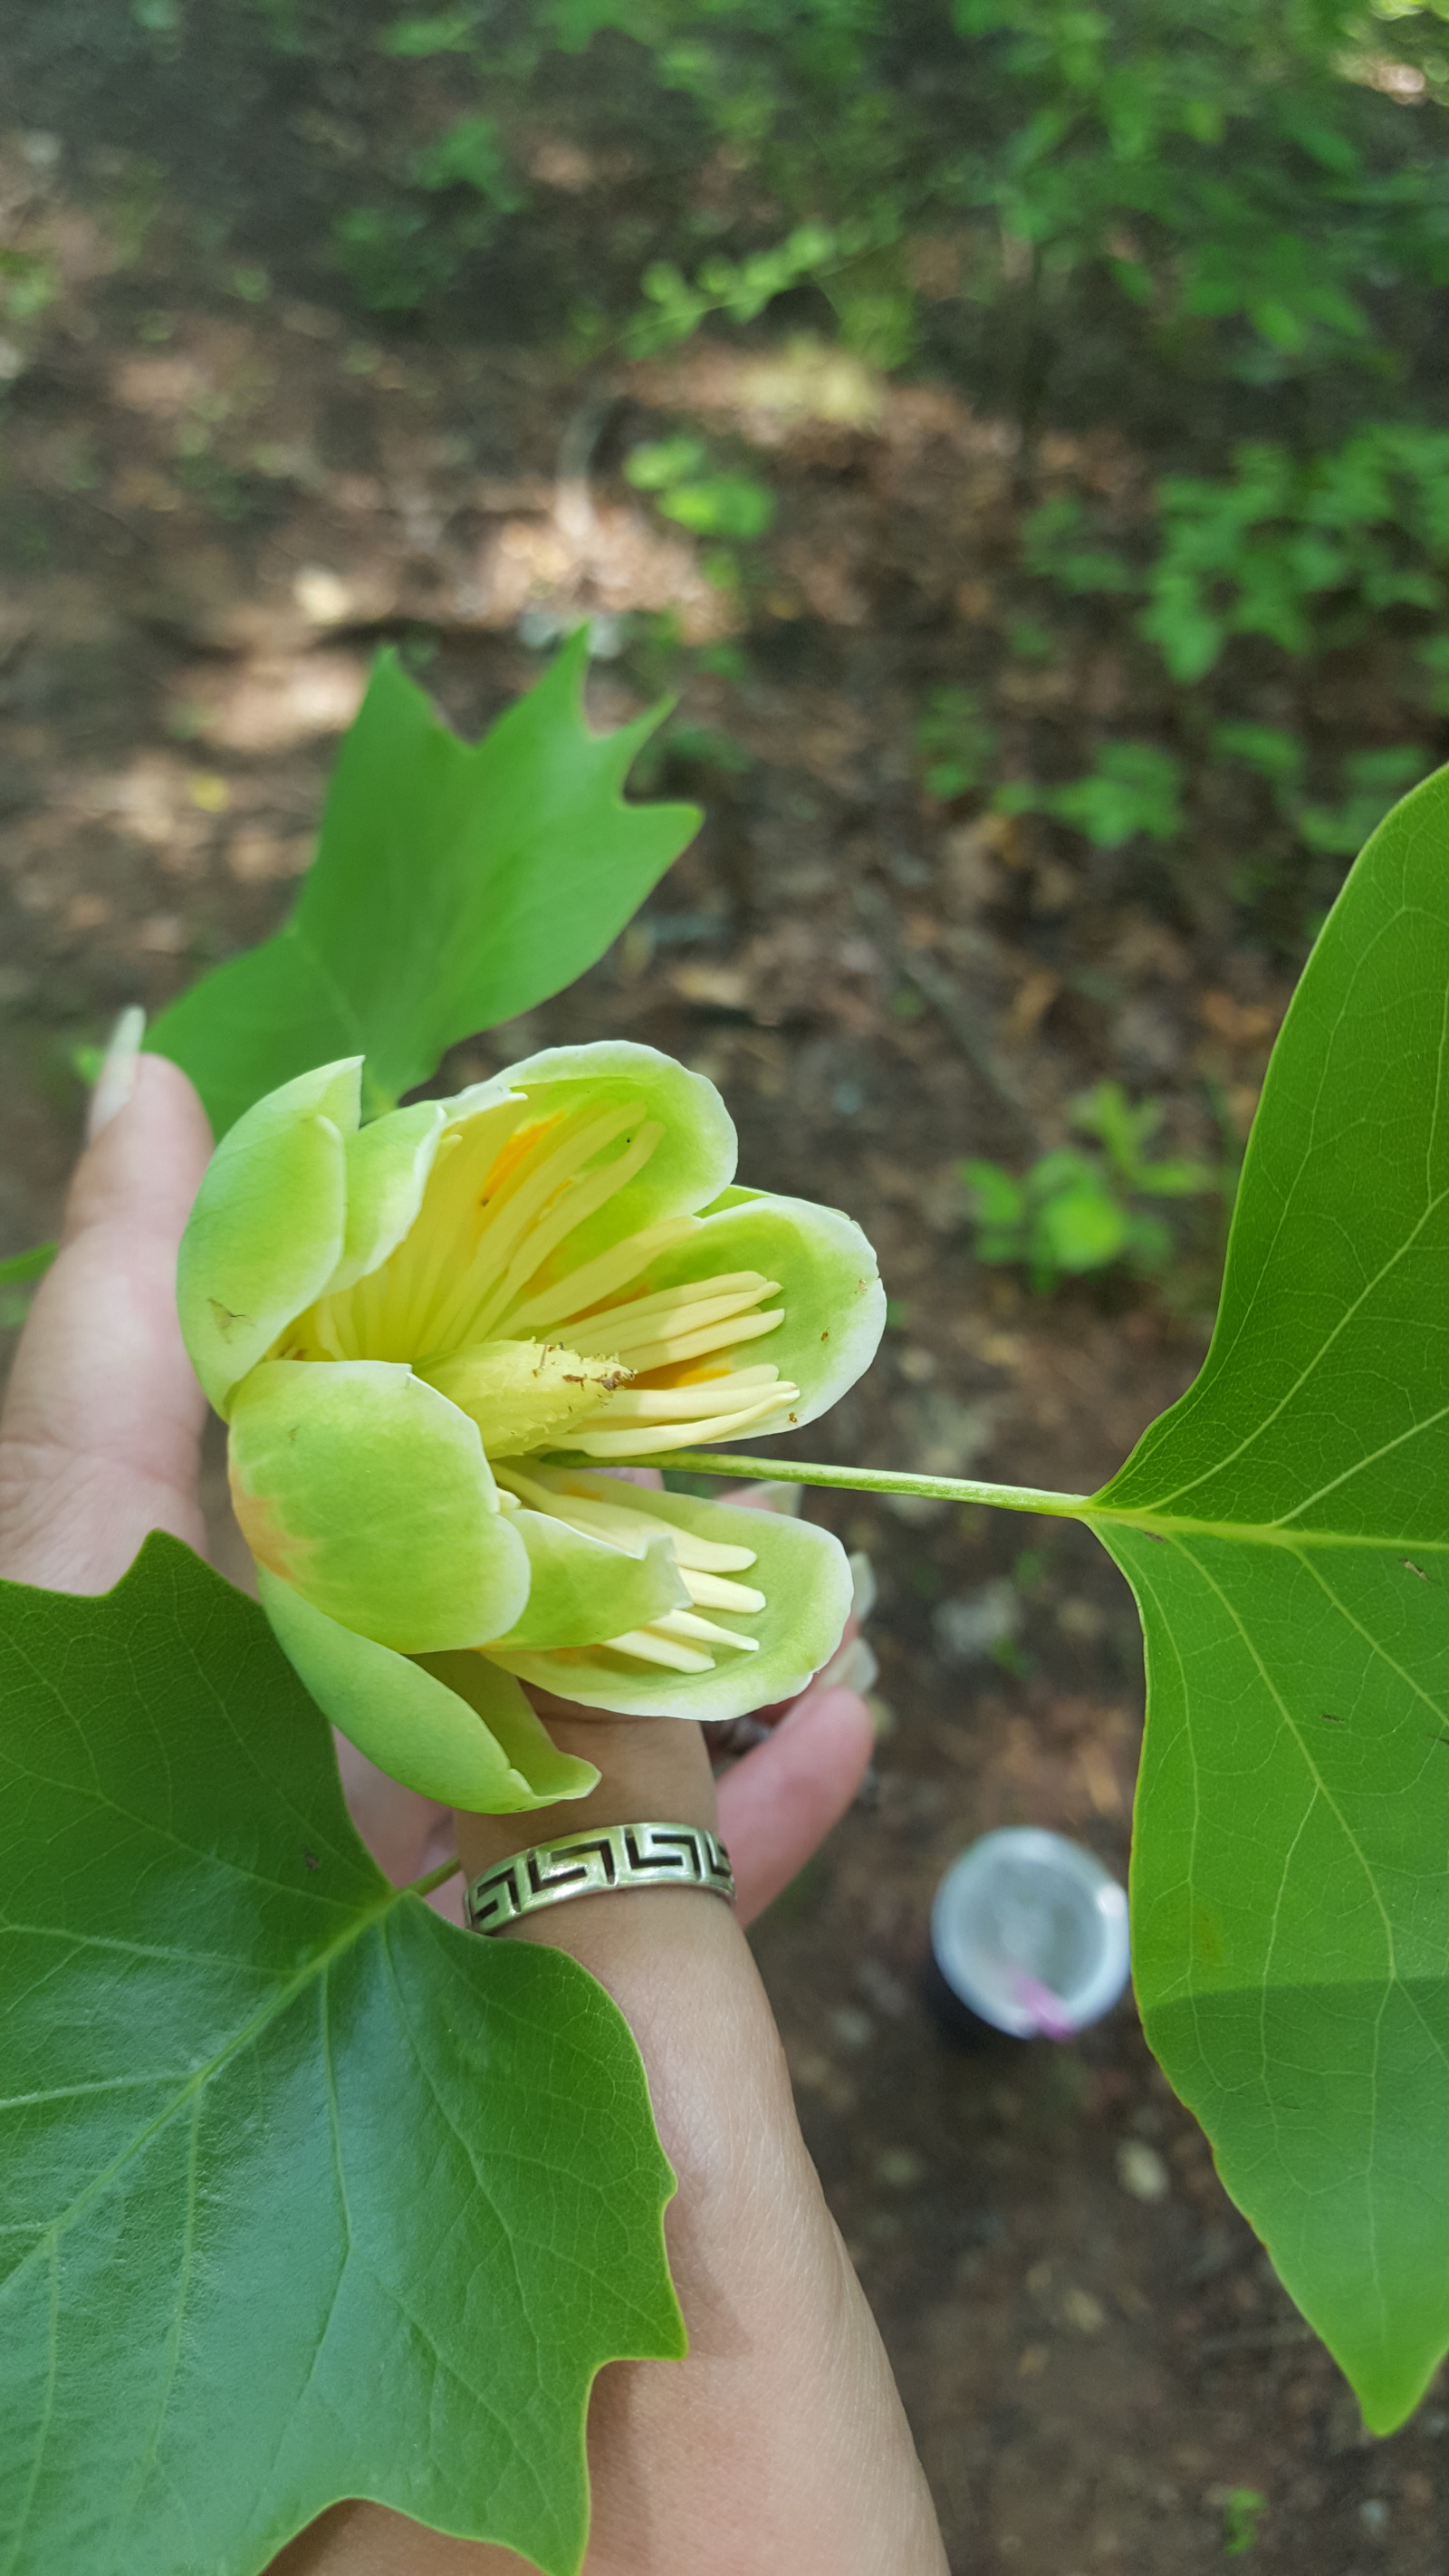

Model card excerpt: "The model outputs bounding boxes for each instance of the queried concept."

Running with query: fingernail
[818,1633,879,1697]
[848,1548,877,1624]
[87,1005,146,1141]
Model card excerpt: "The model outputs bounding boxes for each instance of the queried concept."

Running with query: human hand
[0,1043,946,2576]
[0,1042,876,1925]
[340,1587,877,1932]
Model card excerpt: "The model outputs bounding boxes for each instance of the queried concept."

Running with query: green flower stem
[606,1448,1092,1518]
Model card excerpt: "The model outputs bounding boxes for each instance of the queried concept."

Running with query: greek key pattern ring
[465,1821,735,1934]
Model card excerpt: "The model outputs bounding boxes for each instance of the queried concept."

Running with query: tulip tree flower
[178,1043,885,1812]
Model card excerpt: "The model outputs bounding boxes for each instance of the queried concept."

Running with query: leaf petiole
[409,1853,465,1897]
[601,1448,1092,1518]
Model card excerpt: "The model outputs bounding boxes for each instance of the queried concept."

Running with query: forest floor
[1,119,1444,2576]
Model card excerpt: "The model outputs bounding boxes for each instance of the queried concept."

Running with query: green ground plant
[14,0,1449,944]
[964,1079,1219,1289]
[623,434,776,541]
[1010,424,1449,908]
[1141,427,1449,689]
[1223,2489,1266,2558]
[1020,426,1449,717]
[1214,724,1430,859]
[915,685,997,802]
[997,743,1185,851]
[35,0,1438,425]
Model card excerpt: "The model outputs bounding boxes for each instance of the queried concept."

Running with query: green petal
[258,1572,586,1810]
[580,1189,886,1440]
[413,1650,600,1805]
[229,1360,530,1651]
[328,1100,448,1294]
[488,1506,689,1648]
[488,1475,852,1717]
[177,1059,361,1414]
[442,1040,737,1273]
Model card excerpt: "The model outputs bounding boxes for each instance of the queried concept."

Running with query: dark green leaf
[150,635,699,1137]
[1087,764,1449,2431]
[0,1535,683,2574]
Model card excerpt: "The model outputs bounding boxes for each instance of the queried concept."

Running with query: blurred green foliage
[1222,2487,1266,2557]
[998,744,1185,849]
[0,247,56,324]
[62,0,1442,421]
[964,1081,1221,1290]
[1213,724,1429,855]
[1001,421,1447,892]
[1022,427,1449,695]
[21,0,1449,942]
[624,436,777,539]
[916,686,997,802]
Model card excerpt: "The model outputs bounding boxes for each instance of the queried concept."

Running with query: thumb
[0,1037,214,1592]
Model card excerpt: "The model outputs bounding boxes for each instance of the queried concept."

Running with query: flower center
[283,1091,803,1461]
[415,1341,629,1454]
[268,1090,804,1683]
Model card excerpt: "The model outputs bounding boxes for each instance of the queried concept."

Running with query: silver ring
[465,1821,735,1934]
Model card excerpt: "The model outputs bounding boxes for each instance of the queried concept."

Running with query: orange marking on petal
[633,1359,734,1390]
[474,1112,566,1207]
[229,1473,301,1586]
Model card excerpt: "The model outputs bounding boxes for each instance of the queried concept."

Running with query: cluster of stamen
[288,1090,800,1677]
[498,1466,766,1677]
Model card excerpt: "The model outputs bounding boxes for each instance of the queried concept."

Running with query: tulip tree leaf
[0,1533,684,2576]
[150,633,699,1137]
[1084,764,1449,2432]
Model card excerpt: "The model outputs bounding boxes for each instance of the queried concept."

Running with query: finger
[718,1682,874,1926]
[454,1706,716,1884]
[0,1051,213,1591]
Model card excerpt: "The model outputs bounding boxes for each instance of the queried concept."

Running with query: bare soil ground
[1,124,1444,2576]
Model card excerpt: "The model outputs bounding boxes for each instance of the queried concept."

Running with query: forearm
[276,1720,945,2576]
[505,1885,944,2576]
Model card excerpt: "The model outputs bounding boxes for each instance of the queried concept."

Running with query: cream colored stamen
[424,1102,658,1353]
[599,1606,760,1673]
[677,1571,766,1612]
[588,1366,781,1421]
[495,1466,760,1574]
[600,1309,785,1377]
[567,1389,791,1458]
[571,1364,797,1459]
[648,1609,759,1655]
[565,1276,780,1359]
[507,1216,701,1333]
[599,1628,714,1674]
[345,1102,525,1360]
[464,1120,665,1345]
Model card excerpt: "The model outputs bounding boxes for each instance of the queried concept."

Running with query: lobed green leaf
[0,1536,683,2574]
[150,636,699,1138]
[1090,764,1449,2429]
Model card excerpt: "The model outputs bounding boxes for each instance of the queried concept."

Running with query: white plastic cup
[930,1828,1131,2042]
